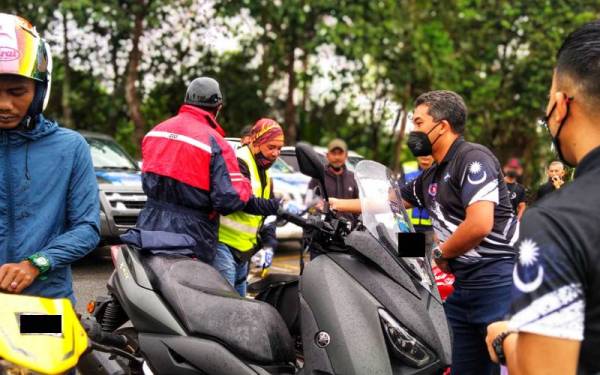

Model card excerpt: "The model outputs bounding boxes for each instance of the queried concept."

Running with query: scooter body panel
[138,334,291,375]
[342,231,452,364]
[139,333,264,375]
[300,254,393,375]
[300,251,450,374]
[108,246,186,336]
[334,253,452,365]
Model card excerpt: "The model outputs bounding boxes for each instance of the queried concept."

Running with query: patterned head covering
[250,118,284,146]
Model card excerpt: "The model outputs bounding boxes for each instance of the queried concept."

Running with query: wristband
[492,331,514,365]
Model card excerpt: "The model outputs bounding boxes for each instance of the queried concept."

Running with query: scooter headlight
[378,309,435,368]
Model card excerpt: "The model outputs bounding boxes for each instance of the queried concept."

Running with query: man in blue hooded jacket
[0,13,100,304]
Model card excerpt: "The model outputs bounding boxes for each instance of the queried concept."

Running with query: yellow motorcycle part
[0,293,88,375]
[260,268,270,278]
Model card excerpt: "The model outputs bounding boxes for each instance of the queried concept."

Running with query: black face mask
[505,170,518,178]
[255,151,275,169]
[543,97,573,167]
[407,122,442,157]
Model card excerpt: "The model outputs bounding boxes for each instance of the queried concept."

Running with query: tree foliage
[3,0,598,185]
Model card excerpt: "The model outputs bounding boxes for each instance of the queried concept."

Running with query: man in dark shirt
[401,90,518,375]
[536,160,566,201]
[308,138,359,221]
[486,20,600,375]
[503,158,527,219]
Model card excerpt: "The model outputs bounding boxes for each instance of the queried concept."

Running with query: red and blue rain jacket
[136,105,251,262]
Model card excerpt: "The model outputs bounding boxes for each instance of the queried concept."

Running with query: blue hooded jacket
[0,115,100,303]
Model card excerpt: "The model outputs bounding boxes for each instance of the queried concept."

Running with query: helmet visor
[0,13,50,82]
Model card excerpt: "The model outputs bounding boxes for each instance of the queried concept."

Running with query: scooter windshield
[355,160,435,292]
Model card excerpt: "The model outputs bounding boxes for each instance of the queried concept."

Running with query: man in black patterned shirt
[487,20,600,375]
[401,90,517,375]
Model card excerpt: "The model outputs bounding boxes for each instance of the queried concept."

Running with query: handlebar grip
[278,208,309,227]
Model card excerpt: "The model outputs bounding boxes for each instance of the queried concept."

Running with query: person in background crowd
[308,138,359,224]
[536,160,566,200]
[403,156,435,251]
[0,13,100,304]
[240,124,253,146]
[503,158,527,220]
[216,119,284,296]
[487,20,600,374]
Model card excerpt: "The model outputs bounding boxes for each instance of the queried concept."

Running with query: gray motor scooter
[78,143,452,375]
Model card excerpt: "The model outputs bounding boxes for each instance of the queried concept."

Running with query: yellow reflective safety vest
[403,161,432,228]
[219,146,272,252]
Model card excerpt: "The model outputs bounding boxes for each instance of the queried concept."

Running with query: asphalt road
[71,241,304,315]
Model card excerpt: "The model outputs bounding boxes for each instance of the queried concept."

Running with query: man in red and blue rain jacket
[135,77,254,263]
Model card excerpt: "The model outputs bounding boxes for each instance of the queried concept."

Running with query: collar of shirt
[178,104,225,137]
[575,145,600,179]
[325,165,347,177]
[439,137,466,166]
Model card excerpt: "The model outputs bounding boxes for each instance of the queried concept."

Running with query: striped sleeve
[459,150,500,207]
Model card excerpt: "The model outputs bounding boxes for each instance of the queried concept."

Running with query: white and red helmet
[0,13,53,117]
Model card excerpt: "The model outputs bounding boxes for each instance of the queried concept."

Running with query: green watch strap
[26,253,51,275]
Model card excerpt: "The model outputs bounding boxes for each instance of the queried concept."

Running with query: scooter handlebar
[277,207,310,228]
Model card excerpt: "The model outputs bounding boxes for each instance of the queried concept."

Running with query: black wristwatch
[432,245,444,260]
[492,331,514,365]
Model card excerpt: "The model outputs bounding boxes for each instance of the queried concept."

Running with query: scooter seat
[143,254,295,365]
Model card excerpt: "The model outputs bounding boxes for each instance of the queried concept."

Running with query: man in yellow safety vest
[215,119,285,296]
[403,156,435,250]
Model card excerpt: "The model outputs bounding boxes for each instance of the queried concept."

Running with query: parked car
[79,131,146,244]
[226,138,310,241]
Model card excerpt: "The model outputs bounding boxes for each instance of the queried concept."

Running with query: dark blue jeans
[211,243,249,296]
[444,285,512,375]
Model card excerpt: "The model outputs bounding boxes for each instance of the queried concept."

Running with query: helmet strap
[15,81,47,131]
[14,116,34,131]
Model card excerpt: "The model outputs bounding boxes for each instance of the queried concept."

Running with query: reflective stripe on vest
[218,146,272,252]
[409,207,432,227]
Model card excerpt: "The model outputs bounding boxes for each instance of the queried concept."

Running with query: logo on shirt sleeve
[428,183,438,197]
[513,238,544,293]
[467,161,487,185]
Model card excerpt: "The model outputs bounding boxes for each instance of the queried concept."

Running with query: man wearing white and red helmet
[0,14,100,303]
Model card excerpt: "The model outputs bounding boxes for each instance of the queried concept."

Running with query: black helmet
[184,77,223,108]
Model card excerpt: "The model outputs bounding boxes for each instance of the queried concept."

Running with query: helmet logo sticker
[0,47,19,61]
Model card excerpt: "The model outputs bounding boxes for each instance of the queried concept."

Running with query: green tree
[447,0,598,185]
[217,0,343,143]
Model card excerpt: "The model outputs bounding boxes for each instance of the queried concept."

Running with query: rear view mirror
[295,142,327,199]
